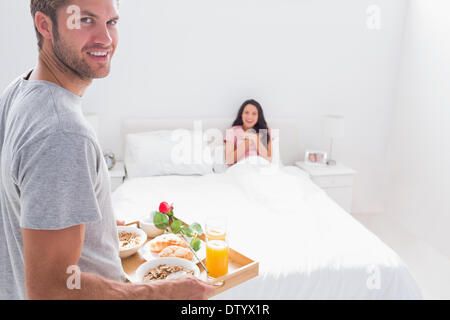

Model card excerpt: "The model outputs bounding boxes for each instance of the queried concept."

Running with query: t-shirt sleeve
[14,132,103,230]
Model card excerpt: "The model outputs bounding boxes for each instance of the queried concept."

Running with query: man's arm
[22,225,214,300]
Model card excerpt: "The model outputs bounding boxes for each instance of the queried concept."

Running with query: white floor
[352,213,450,300]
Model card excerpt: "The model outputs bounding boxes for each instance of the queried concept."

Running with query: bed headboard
[121,117,302,165]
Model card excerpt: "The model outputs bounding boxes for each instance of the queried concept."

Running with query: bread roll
[159,245,194,260]
[149,233,188,252]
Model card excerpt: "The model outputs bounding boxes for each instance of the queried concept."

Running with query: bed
[111,118,422,299]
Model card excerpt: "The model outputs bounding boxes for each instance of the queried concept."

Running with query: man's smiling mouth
[86,50,110,62]
[88,51,108,57]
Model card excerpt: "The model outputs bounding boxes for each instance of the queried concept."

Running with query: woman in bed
[225,99,272,165]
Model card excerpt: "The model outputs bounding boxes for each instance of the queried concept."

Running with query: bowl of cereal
[117,226,147,259]
[135,257,200,283]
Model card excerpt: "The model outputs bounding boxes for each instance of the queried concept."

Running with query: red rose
[159,202,173,214]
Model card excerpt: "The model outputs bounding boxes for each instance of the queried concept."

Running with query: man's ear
[34,11,54,44]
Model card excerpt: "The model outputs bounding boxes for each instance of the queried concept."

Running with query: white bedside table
[295,161,356,213]
[108,161,125,192]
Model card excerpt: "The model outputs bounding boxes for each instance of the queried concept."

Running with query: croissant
[159,245,194,260]
[149,233,189,252]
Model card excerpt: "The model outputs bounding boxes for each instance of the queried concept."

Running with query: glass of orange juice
[205,217,229,279]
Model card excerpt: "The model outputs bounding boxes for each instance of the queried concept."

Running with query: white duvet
[112,157,422,299]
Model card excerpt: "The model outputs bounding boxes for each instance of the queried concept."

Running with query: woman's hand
[243,132,259,146]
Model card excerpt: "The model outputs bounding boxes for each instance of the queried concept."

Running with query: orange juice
[206,228,226,241]
[206,239,229,278]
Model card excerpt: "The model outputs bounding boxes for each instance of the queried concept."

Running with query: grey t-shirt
[0,71,126,299]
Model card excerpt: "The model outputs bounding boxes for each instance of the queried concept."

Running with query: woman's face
[242,104,258,130]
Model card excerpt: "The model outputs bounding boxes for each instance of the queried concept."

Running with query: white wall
[0,0,408,214]
[385,0,450,258]
[0,1,37,81]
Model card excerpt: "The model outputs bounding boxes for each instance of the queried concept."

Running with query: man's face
[52,0,119,79]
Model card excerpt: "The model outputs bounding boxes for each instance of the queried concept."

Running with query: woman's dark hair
[232,99,270,146]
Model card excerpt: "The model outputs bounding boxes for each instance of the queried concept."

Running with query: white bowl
[117,226,147,259]
[139,212,165,238]
[135,257,200,283]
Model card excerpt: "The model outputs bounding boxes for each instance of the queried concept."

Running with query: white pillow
[210,143,228,173]
[202,128,228,173]
[125,130,214,178]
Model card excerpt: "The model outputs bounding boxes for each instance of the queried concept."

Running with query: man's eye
[108,20,118,25]
[81,17,93,23]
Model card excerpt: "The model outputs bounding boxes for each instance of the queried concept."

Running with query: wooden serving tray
[197,248,259,297]
[121,222,259,298]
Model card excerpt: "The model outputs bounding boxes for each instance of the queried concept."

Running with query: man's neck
[28,49,92,97]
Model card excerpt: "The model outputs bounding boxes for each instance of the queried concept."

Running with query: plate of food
[138,233,206,263]
[135,257,201,283]
[118,226,147,259]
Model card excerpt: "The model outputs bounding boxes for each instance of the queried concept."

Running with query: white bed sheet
[112,159,422,299]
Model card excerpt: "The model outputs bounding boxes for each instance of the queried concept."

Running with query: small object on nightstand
[321,114,344,166]
[295,161,356,213]
[109,161,125,192]
[305,150,328,166]
[104,151,116,170]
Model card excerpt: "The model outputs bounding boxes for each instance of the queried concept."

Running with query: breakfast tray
[121,221,259,297]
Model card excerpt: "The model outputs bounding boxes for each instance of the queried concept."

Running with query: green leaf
[190,222,203,235]
[181,225,194,237]
[171,219,183,234]
[190,238,201,252]
[153,211,169,230]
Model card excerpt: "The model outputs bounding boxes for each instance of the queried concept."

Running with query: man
[0,0,214,299]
